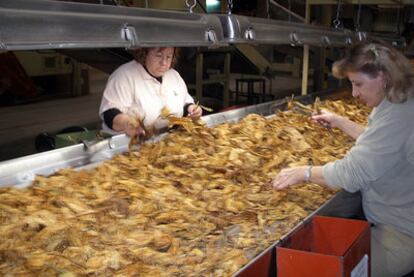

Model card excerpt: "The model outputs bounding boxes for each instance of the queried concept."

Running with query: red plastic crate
[277,216,370,277]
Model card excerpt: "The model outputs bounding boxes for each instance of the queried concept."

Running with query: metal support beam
[307,0,405,4]
[314,5,332,91]
[196,52,203,102]
[0,0,225,50]
[301,1,311,96]
[223,52,231,107]
[0,0,406,51]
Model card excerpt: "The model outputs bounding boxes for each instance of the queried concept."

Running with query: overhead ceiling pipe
[0,0,226,50]
[0,0,406,51]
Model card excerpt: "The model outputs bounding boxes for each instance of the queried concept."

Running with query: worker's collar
[143,65,162,83]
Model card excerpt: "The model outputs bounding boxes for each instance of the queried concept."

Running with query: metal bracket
[123,24,139,48]
[108,138,115,149]
[321,36,330,47]
[83,137,116,163]
[227,0,233,15]
[244,28,256,41]
[0,41,7,53]
[356,31,367,42]
[205,28,218,43]
[290,32,302,46]
[186,0,197,14]
[83,137,115,154]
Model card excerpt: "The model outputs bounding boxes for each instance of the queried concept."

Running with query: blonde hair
[132,47,180,68]
[332,43,414,103]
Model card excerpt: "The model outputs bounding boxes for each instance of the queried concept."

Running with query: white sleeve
[99,68,135,118]
[176,71,194,104]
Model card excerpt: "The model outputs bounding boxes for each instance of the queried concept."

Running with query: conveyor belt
[0,92,362,276]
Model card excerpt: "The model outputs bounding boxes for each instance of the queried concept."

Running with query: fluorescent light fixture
[207,0,221,13]
[207,0,220,6]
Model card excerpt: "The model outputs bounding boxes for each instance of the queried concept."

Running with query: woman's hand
[125,117,146,138]
[311,109,341,129]
[112,113,146,137]
[312,109,364,140]
[271,166,306,190]
[187,104,202,120]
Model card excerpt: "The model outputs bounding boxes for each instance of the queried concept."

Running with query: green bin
[55,130,110,148]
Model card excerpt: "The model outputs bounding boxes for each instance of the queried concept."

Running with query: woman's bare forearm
[112,113,129,132]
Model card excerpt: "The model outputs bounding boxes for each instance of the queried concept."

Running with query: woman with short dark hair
[99,47,202,138]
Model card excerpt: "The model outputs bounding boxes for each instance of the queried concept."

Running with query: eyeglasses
[149,51,173,63]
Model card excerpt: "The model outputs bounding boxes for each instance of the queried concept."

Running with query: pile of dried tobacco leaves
[0,98,370,276]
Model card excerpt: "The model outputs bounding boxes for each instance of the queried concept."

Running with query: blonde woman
[271,43,414,277]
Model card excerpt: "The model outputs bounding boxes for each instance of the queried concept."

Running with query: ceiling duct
[0,0,406,51]
[0,0,225,51]
[217,14,406,49]
[369,32,407,49]
[218,14,356,47]
[354,31,406,49]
